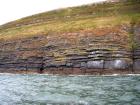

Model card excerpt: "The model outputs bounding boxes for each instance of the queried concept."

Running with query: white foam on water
[0,73,140,77]
[0,73,18,75]
[68,73,140,76]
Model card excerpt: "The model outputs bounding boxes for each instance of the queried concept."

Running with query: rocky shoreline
[0,25,139,74]
[0,68,140,75]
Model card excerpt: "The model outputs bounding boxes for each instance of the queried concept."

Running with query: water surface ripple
[0,74,140,105]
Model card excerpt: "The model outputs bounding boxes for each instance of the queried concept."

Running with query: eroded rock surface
[0,26,139,74]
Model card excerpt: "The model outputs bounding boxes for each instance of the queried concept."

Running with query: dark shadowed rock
[134,60,140,71]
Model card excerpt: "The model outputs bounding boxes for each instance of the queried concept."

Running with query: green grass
[0,0,140,40]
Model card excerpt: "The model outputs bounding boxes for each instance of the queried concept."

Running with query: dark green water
[0,74,140,105]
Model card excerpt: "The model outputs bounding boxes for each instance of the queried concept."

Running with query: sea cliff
[0,0,140,74]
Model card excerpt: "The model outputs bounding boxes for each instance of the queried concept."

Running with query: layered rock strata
[0,26,139,74]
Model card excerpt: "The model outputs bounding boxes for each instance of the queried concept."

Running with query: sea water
[0,74,140,105]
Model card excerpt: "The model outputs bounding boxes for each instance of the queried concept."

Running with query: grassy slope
[0,0,140,40]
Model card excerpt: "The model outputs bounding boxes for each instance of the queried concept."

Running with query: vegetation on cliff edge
[0,0,139,40]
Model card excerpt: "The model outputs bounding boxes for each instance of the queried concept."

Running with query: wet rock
[134,60,140,70]
[105,59,131,70]
[87,60,104,69]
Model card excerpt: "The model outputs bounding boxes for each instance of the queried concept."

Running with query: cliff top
[0,0,140,40]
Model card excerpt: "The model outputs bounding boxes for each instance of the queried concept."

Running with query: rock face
[0,26,139,74]
[134,26,140,71]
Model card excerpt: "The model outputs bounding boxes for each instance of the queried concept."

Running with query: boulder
[105,59,131,70]
[87,60,104,69]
